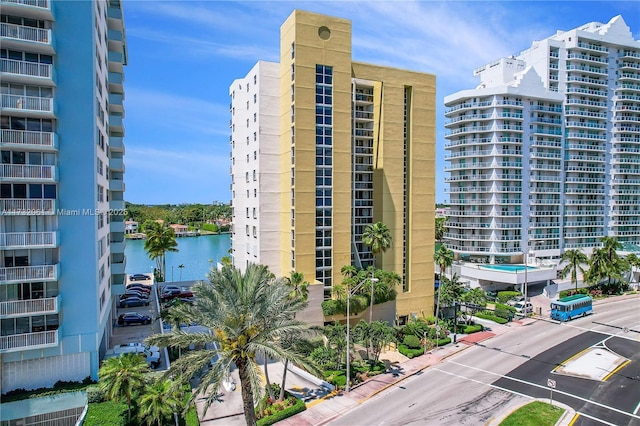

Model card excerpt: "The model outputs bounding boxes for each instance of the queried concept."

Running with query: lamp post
[346,277,379,393]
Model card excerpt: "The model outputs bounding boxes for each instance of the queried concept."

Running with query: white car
[514,302,533,315]
[507,296,526,307]
[104,349,161,368]
[114,342,160,354]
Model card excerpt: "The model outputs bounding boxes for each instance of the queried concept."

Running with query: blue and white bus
[550,294,593,322]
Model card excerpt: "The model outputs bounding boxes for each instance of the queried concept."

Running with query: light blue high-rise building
[0,0,127,405]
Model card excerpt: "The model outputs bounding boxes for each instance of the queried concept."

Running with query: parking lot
[110,274,167,370]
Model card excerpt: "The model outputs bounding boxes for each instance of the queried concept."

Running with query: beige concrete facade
[234,10,435,324]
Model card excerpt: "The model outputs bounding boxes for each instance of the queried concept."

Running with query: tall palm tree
[626,253,640,286]
[588,237,624,287]
[433,245,454,320]
[144,222,178,282]
[145,264,315,426]
[277,271,311,401]
[99,353,149,422]
[362,222,392,323]
[435,217,448,244]
[560,249,589,291]
[138,379,182,426]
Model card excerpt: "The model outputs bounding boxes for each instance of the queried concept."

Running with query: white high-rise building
[444,16,639,290]
[229,61,281,275]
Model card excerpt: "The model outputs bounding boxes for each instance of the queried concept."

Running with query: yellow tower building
[231,10,435,326]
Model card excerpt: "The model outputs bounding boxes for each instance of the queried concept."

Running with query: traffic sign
[547,379,556,389]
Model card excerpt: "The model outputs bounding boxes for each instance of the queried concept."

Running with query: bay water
[124,234,231,282]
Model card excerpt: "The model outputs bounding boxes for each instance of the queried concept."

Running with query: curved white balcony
[0,164,57,181]
[0,330,58,353]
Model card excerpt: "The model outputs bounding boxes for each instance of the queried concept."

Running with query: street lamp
[346,277,379,393]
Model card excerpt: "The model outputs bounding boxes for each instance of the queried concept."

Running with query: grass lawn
[500,401,564,426]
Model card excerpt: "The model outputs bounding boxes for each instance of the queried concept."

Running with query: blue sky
[121,0,640,205]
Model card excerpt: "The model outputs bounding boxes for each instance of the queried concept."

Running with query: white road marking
[633,401,640,415]
[447,361,640,420]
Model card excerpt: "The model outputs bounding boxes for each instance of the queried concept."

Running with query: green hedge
[433,337,451,346]
[321,299,341,316]
[461,324,483,334]
[398,344,425,358]
[324,370,347,388]
[201,223,219,233]
[2,377,95,402]
[257,397,306,426]
[559,288,589,298]
[475,312,508,324]
[84,401,128,426]
[497,291,521,304]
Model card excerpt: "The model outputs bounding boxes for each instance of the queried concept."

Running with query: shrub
[324,370,346,388]
[256,396,306,426]
[475,312,508,324]
[310,346,336,370]
[201,223,219,233]
[403,335,422,349]
[398,344,424,358]
[494,303,516,319]
[497,291,521,304]
[435,337,451,346]
[84,401,128,426]
[462,324,483,334]
[424,316,437,325]
[321,299,342,316]
[86,386,105,403]
[266,382,281,398]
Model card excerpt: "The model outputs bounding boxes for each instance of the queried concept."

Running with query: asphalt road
[329,297,640,426]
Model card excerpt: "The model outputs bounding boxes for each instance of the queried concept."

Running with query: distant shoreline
[125,231,230,240]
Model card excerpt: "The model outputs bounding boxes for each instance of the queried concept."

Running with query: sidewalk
[280,320,526,426]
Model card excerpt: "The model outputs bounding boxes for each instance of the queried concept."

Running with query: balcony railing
[0,264,59,283]
[0,164,56,180]
[0,129,55,147]
[0,198,55,214]
[0,296,59,317]
[1,94,52,112]
[0,0,50,9]
[0,231,57,248]
[0,22,51,44]
[0,330,58,353]
[0,58,51,79]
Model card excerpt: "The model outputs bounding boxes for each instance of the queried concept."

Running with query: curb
[359,343,471,402]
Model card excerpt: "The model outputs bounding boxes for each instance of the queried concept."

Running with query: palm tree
[178,264,185,281]
[362,222,392,323]
[99,353,149,422]
[560,249,589,291]
[435,217,448,244]
[626,254,640,286]
[277,271,311,401]
[340,264,358,279]
[587,237,625,288]
[144,222,178,282]
[138,379,182,426]
[433,245,454,320]
[145,264,315,426]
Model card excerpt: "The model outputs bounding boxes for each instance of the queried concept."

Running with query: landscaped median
[499,401,564,426]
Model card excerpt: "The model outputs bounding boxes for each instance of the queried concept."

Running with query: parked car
[129,274,150,281]
[125,283,151,293]
[114,342,160,353]
[507,296,526,307]
[161,289,194,302]
[120,290,150,300]
[163,297,195,309]
[119,297,150,308]
[105,348,160,368]
[160,285,182,293]
[117,312,151,326]
[514,302,533,315]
